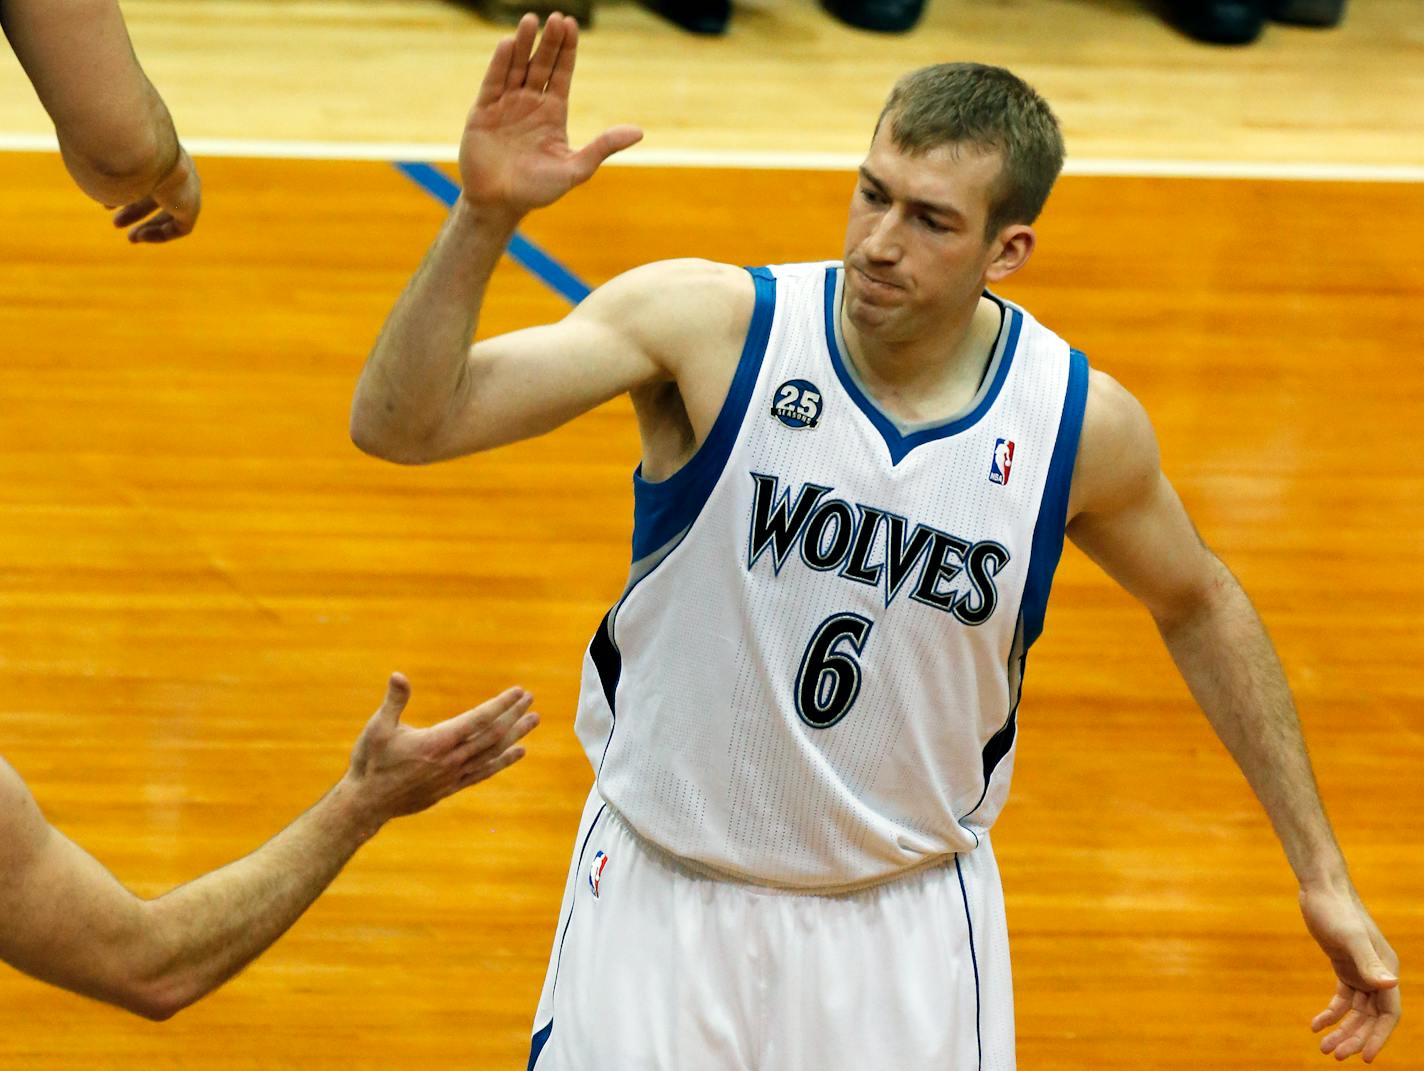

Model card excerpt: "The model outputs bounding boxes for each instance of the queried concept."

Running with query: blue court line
[393,161,592,305]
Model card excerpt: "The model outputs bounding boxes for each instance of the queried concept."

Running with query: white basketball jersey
[573,261,1088,890]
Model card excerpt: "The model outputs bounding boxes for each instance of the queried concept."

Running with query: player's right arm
[350,14,719,465]
[1067,372,1400,1061]
[0,675,537,1020]
[0,0,200,241]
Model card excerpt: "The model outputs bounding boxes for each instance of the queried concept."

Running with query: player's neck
[840,295,1002,423]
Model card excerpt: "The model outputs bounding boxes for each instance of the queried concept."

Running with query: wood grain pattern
[0,0,1419,165]
[0,153,1419,1068]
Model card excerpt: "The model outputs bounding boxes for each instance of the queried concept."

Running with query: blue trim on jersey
[963,352,1087,829]
[629,267,778,561]
[594,270,776,785]
[1019,348,1090,649]
[955,855,983,1071]
[527,1020,554,1070]
[822,267,1023,466]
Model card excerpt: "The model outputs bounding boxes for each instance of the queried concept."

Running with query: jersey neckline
[822,265,1023,466]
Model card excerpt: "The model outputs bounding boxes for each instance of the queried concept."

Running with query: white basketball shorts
[527,787,1014,1070]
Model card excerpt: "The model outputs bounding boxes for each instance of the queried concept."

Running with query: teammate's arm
[0,0,201,241]
[0,675,537,1020]
[351,15,752,465]
[1064,370,1400,1062]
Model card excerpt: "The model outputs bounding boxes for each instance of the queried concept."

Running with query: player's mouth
[851,265,904,299]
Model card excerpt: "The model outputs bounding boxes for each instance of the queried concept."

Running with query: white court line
[2,132,1421,182]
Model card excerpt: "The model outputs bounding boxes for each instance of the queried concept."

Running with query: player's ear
[985,224,1035,283]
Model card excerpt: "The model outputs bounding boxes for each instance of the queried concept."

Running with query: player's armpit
[0,759,167,1018]
[1064,370,1226,627]
[417,258,757,462]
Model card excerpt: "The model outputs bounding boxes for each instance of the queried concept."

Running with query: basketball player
[0,674,538,1019]
[351,14,1401,1066]
[1,0,201,242]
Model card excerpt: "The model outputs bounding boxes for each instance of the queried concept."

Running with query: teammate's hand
[113,146,201,243]
[343,673,539,826]
[458,12,642,217]
[1300,882,1401,1061]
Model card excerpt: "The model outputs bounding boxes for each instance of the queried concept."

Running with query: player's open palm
[346,673,539,823]
[459,12,642,215]
[1299,883,1401,1062]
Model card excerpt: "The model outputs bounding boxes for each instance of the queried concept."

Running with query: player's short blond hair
[877,64,1065,241]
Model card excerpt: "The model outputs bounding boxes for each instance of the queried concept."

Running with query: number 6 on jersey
[795,613,875,728]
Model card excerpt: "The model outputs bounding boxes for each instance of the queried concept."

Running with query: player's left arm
[0,0,200,241]
[0,676,537,1019]
[1065,368,1400,1063]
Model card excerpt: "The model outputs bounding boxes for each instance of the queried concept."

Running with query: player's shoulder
[1083,368,1150,439]
[576,259,756,364]
[1067,368,1160,520]
[587,258,751,307]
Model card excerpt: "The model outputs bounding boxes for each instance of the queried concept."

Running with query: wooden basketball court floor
[0,2,1421,1069]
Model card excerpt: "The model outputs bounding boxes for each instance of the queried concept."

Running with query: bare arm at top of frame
[1065,371,1400,1063]
[350,14,756,472]
[0,0,200,241]
[0,674,538,1020]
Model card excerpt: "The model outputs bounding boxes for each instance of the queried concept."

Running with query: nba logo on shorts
[989,439,1015,485]
[588,851,609,898]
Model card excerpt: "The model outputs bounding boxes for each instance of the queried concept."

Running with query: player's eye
[922,216,950,233]
[860,187,884,205]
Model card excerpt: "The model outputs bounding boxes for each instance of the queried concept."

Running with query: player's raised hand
[458,13,642,216]
[343,673,539,826]
[112,147,202,243]
[1299,883,1401,1062]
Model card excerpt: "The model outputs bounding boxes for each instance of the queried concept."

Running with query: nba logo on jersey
[588,851,609,898]
[989,439,1015,485]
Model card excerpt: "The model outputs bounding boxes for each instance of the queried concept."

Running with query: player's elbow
[84,138,163,185]
[104,965,200,1021]
[60,130,169,206]
[1150,553,1236,636]
[106,905,208,1020]
[349,411,439,465]
[120,984,187,1022]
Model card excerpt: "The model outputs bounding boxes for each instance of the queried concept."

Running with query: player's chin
[846,296,904,335]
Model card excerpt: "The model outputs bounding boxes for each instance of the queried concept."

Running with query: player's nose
[861,212,903,263]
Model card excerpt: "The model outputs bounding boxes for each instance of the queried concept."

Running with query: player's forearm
[129,776,380,1018]
[351,198,519,462]
[6,0,181,206]
[1155,559,1348,889]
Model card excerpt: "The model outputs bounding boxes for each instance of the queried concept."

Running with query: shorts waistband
[602,802,973,898]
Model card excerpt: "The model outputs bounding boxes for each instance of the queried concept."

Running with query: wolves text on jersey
[745,472,1009,625]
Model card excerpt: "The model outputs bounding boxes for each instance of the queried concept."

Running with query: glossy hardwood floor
[0,151,1420,1069]
[0,0,1420,165]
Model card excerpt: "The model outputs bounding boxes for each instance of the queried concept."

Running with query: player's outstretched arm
[0,675,538,1020]
[1,0,201,241]
[350,13,657,465]
[1065,370,1400,1063]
